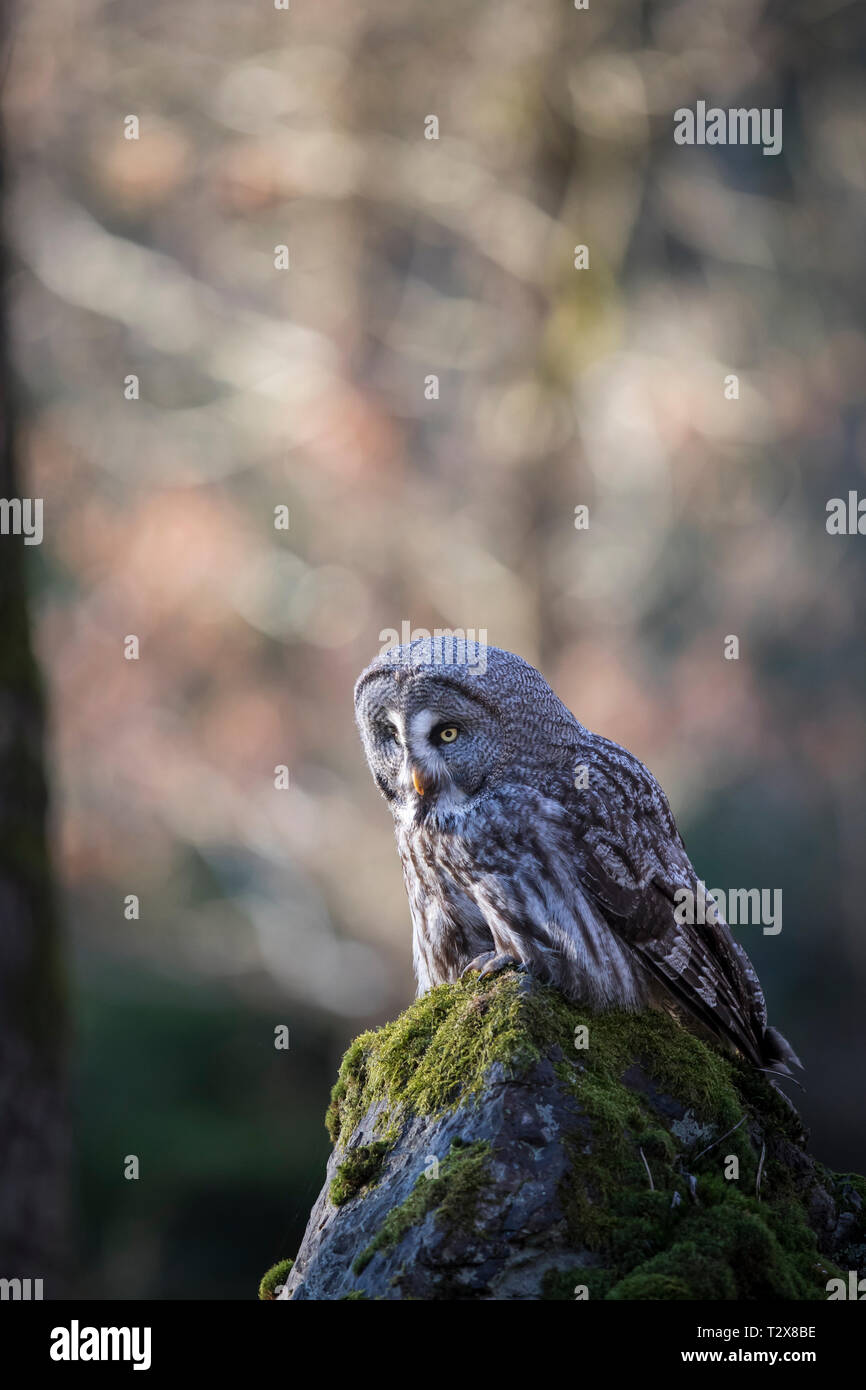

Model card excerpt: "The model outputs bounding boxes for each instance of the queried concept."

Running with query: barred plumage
[354,639,802,1076]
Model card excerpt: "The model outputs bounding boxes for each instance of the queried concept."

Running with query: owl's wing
[559,736,791,1071]
[580,850,767,1066]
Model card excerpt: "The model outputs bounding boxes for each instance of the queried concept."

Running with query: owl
[354,638,802,1077]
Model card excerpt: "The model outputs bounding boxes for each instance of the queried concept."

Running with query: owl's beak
[411,766,430,796]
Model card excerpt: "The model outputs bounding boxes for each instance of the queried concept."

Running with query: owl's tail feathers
[762,1025,804,1077]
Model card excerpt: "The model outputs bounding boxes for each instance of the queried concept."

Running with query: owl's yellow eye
[437,725,459,744]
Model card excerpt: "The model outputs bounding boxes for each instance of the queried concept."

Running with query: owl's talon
[478,952,523,979]
[460,951,497,978]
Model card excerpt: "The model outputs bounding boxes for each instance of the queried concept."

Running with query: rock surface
[277,971,865,1300]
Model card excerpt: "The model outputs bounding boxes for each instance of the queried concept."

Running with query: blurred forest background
[2,0,866,1297]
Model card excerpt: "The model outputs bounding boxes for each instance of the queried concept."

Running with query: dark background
[1,0,865,1297]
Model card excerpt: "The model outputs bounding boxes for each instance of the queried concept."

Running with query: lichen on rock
[274,970,865,1301]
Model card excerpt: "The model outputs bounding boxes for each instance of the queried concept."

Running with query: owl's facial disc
[356,671,499,816]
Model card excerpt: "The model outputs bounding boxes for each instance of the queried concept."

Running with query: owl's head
[354,637,581,819]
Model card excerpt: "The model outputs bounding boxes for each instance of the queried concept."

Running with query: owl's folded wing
[556,745,775,1068]
[577,844,766,1066]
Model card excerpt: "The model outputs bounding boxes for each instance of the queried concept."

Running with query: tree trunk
[0,15,69,1292]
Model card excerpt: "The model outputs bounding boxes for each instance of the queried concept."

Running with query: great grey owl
[354,638,801,1076]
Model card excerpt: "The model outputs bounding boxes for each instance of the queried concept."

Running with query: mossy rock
[329,1141,392,1207]
[274,971,865,1301]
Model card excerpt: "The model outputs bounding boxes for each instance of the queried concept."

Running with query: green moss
[604,1198,812,1302]
[353,1139,490,1277]
[329,1141,392,1207]
[258,1258,293,1300]
[552,1040,828,1296]
[608,1272,696,1300]
[326,973,539,1145]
